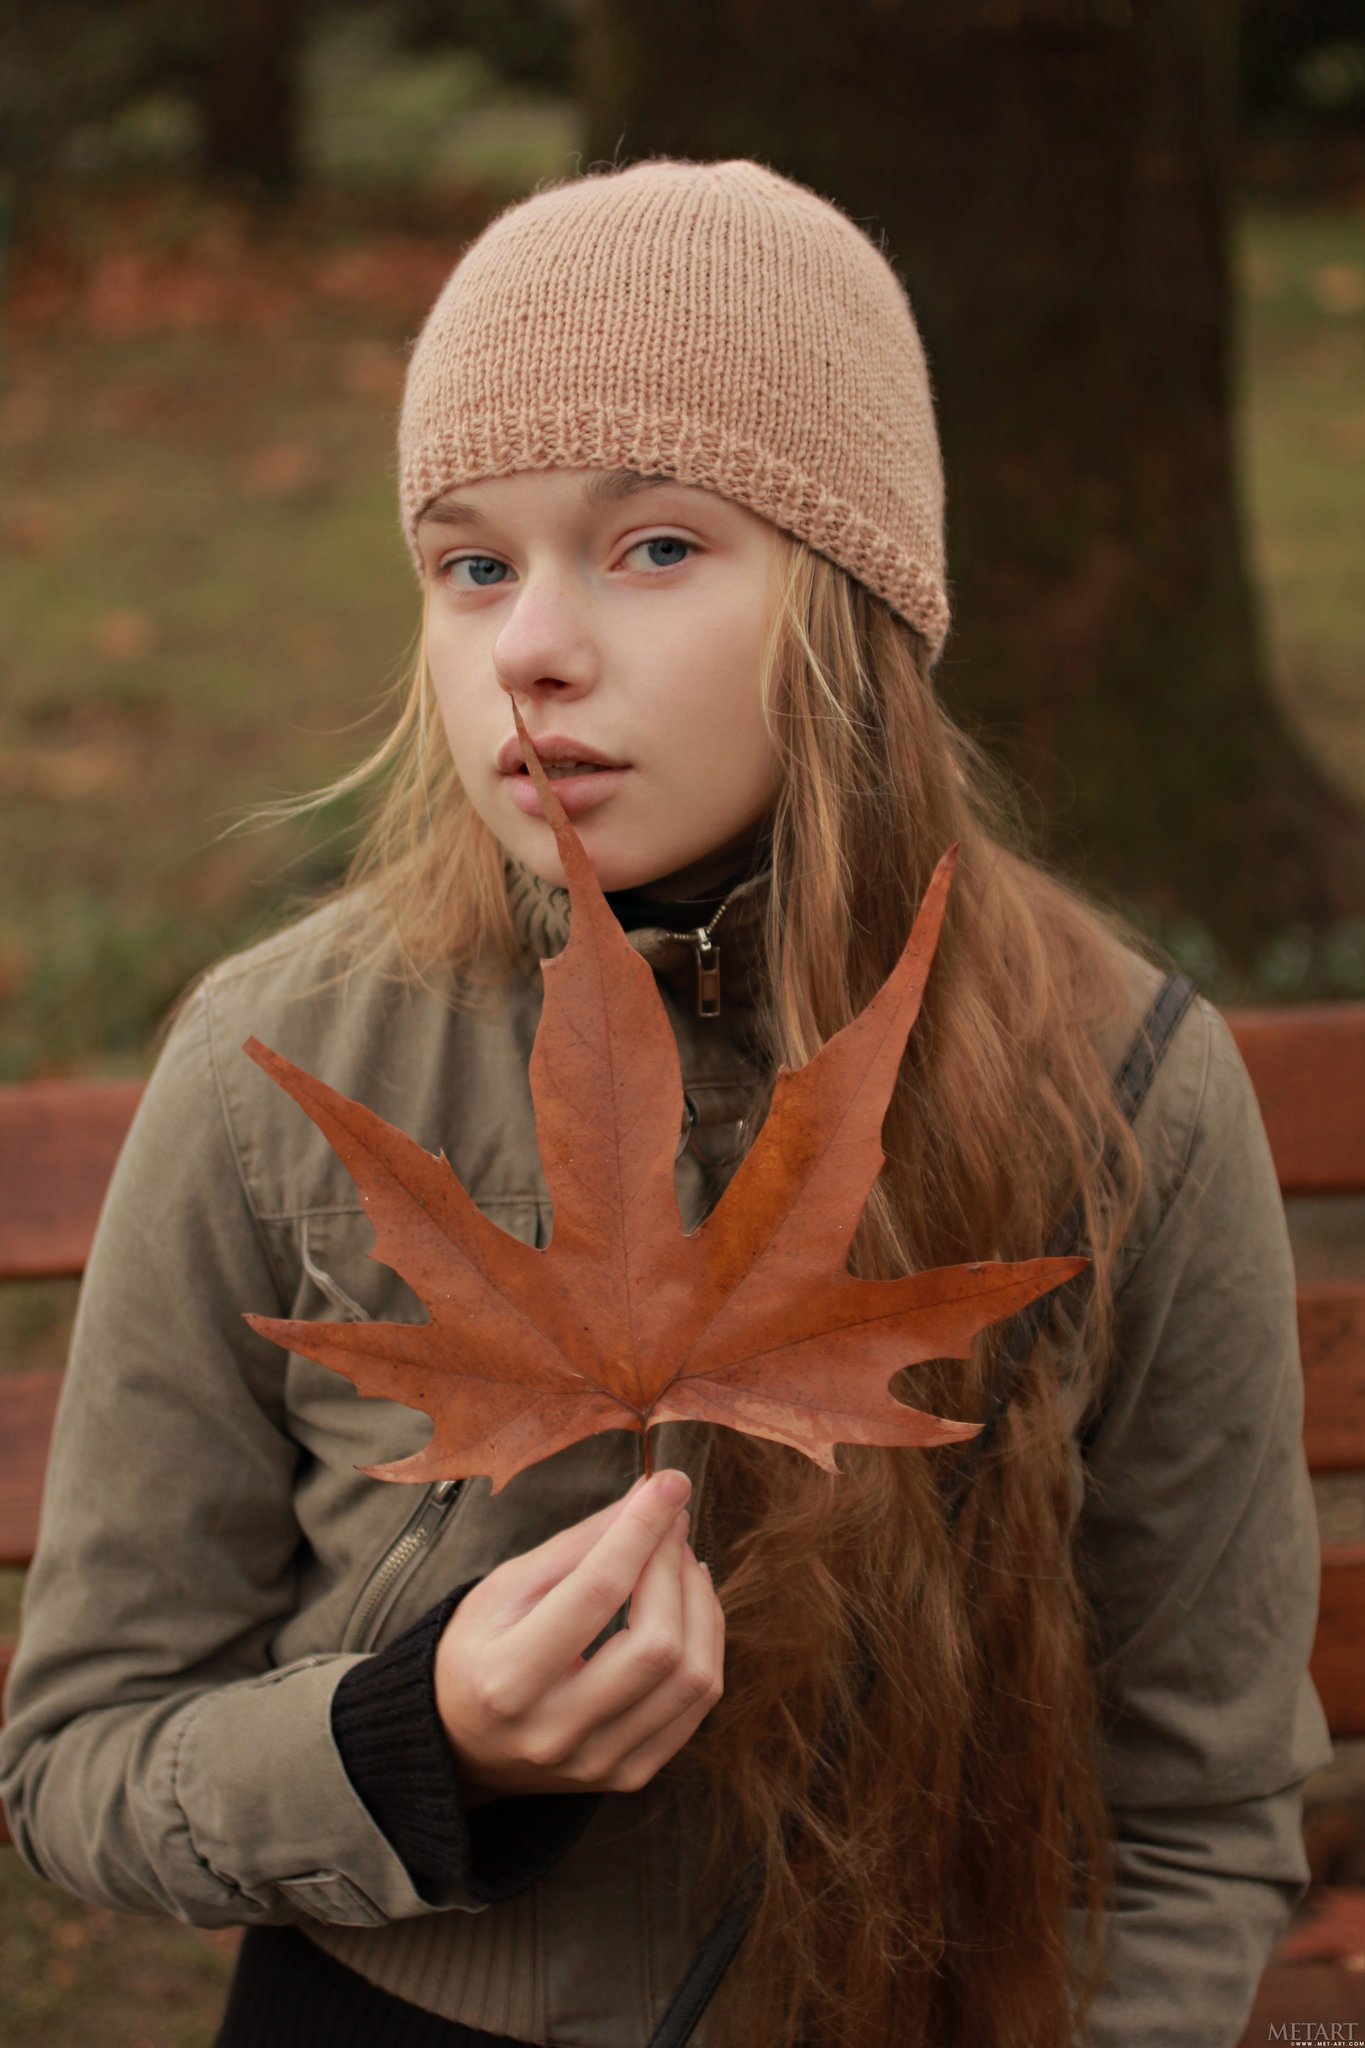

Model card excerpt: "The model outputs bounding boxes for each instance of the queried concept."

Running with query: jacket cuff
[330,1585,602,1908]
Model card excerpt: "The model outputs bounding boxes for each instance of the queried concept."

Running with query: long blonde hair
[307,534,1148,2045]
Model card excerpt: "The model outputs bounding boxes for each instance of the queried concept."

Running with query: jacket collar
[502,853,772,1053]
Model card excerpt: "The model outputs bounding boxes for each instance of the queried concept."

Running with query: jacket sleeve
[330,1588,604,1905]
[1070,999,1334,2046]
[0,984,578,1930]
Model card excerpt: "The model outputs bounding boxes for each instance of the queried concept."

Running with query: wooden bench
[2,1012,1364,2028]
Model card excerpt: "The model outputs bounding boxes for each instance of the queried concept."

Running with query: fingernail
[657,1470,691,1509]
[673,1510,690,1543]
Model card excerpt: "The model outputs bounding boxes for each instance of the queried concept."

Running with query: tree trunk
[202,0,303,197]
[579,0,1364,955]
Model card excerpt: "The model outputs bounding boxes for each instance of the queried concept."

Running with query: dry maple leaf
[243,704,1085,1493]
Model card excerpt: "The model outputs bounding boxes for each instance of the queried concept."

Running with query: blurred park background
[1,2,1363,2040]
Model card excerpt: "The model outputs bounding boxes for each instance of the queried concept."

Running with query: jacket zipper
[299,1237,467,1654]
[339,890,737,1652]
[658,897,733,1018]
[343,1478,463,1652]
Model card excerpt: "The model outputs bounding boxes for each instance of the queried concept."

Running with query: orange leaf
[244,706,1086,1492]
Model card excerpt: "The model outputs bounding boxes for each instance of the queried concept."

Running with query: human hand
[434,1469,724,1802]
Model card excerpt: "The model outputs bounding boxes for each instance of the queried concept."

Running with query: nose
[492,569,598,705]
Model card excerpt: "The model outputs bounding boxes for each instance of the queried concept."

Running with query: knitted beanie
[398,157,949,660]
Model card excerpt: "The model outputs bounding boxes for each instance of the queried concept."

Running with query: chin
[507,824,690,897]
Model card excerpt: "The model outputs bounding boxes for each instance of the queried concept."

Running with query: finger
[492,1472,653,1621]
[577,1544,722,1787]
[498,1470,692,1697]
[518,1509,687,1739]
[472,1524,692,1790]
[610,1501,688,1696]
[520,1546,721,1795]
[552,1530,709,1765]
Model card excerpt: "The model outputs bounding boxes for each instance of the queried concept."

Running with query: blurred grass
[0,126,1362,2046]
[0,299,426,1082]
[0,1847,238,2048]
[1157,201,1365,1007]
[302,10,581,196]
[1238,206,1365,813]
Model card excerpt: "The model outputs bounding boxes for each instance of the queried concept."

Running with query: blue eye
[629,536,692,570]
[443,555,509,589]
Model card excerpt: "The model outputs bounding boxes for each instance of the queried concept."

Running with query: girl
[0,157,1331,2048]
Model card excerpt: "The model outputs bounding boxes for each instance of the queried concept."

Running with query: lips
[496,732,628,777]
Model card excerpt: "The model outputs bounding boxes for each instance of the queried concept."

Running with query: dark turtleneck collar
[602,825,772,935]
[603,880,735,935]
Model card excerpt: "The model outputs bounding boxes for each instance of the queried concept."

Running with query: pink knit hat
[398,157,949,661]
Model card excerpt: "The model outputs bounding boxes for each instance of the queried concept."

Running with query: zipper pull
[694,931,721,1018]
[659,897,732,1019]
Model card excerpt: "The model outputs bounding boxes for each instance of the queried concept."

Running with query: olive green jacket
[0,861,1333,2046]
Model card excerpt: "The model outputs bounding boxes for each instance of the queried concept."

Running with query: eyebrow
[417,470,681,532]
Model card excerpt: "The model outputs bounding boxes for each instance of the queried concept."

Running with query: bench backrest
[2,1008,1364,1734]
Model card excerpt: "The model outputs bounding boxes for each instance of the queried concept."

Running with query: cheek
[687,603,778,790]
[424,629,483,767]
[426,671,464,769]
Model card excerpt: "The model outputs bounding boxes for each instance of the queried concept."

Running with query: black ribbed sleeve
[330,1585,603,1908]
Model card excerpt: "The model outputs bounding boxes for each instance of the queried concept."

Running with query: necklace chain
[657,895,733,949]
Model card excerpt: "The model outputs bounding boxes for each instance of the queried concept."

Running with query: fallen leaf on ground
[0,743,134,801]
[90,610,155,663]
[238,440,322,497]
[1,502,60,553]
[1309,262,1365,317]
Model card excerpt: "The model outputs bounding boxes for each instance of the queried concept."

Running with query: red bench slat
[0,1643,11,1843]
[0,1006,1359,1268]
[0,1081,144,1281]
[1312,1544,1365,1742]
[0,1369,62,1570]
[0,1281,1353,1567]
[1301,1281,1365,1471]
[1227,1006,1365,1198]
[1238,1955,1365,2038]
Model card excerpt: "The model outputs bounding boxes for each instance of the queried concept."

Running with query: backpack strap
[942,969,1197,1522]
[645,970,1197,2048]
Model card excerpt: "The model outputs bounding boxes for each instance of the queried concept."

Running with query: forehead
[417,468,705,531]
